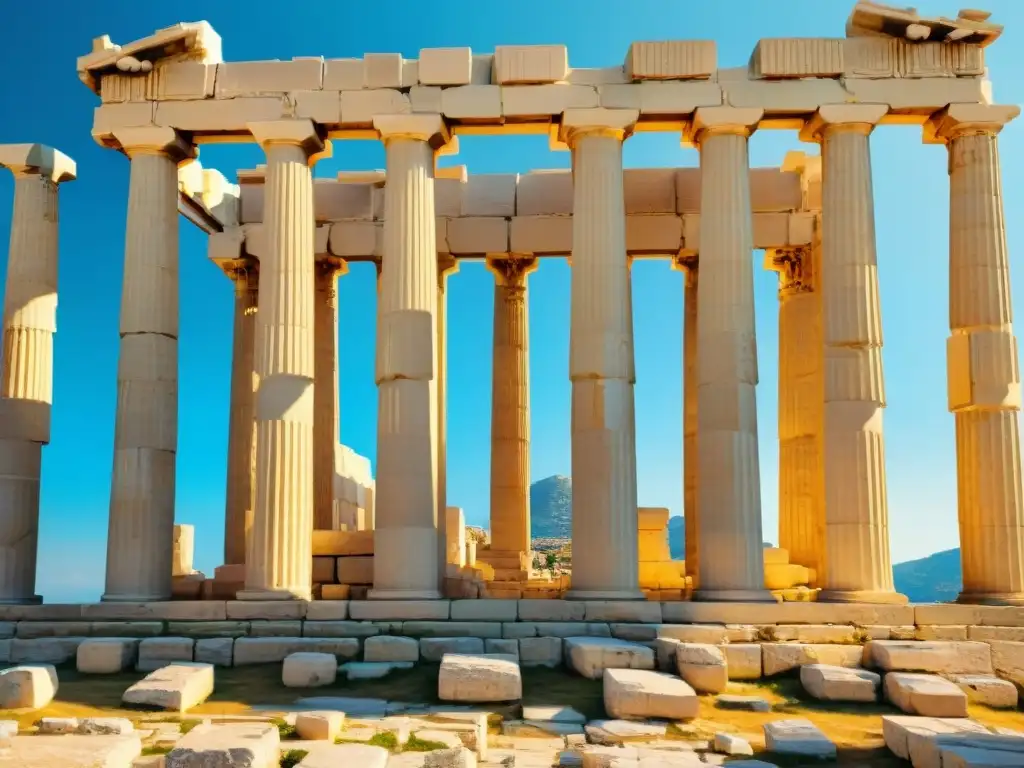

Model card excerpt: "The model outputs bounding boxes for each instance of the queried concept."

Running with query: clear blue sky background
[0,0,1022,602]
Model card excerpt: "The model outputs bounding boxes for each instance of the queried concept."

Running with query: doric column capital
[924,104,1020,144]
[0,144,76,183]
[486,256,538,286]
[559,108,639,147]
[767,246,814,297]
[247,119,328,163]
[112,127,195,163]
[374,113,451,151]
[685,107,763,145]
[799,104,887,143]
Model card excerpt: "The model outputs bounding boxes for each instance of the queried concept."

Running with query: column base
[564,589,647,601]
[957,590,1024,606]
[236,588,311,601]
[693,589,778,603]
[817,589,908,605]
[101,593,171,602]
[367,589,443,600]
[0,596,42,605]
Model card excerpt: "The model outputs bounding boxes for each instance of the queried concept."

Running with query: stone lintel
[559,107,640,146]
[684,106,763,145]
[0,144,77,183]
[246,119,326,158]
[923,103,1020,145]
[799,104,888,143]
[373,113,450,150]
[111,126,195,162]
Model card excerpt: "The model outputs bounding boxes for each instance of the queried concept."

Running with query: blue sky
[1,0,1022,602]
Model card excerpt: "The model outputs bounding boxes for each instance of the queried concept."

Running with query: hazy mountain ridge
[529,475,961,601]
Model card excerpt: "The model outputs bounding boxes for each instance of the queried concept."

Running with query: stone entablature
[80,3,999,147]
[208,164,817,267]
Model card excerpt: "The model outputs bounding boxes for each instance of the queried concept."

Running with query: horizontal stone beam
[234,166,806,225]
[208,210,813,271]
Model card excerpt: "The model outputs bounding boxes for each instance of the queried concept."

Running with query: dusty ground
[1,664,1021,764]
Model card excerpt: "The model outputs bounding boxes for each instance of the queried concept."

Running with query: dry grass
[0,661,1019,768]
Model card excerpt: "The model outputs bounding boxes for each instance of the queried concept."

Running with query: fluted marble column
[239,120,324,600]
[314,261,344,531]
[682,262,699,584]
[436,254,458,586]
[371,114,448,599]
[104,128,192,601]
[487,257,537,557]
[689,107,773,602]
[224,265,259,565]
[560,108,643,600]
[801,105,903,603]
[928,104,1024,604]
[773,246,824,579]
[0,145,75,604]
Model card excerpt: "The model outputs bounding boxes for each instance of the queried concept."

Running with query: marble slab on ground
[0,734,142,767]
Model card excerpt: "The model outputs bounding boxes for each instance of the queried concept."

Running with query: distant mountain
[669,516,685,560]
[530,475,572,540]
[893,547,961,603]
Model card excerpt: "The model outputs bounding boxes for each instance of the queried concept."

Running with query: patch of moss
[335,731,400,751]
[179,718,202,735]
[271,717,297,739]
[404,734,454,752]
[280,749,308,768]
[140,745,172,756]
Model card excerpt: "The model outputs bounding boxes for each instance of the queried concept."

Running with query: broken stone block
[584,719,667,746]
[77,717,134,735]
[423,747,477,768]
[800,664,881,702]
[715,732,754,756]
[721,644,762,679]
[603,668,698,721]
[195,637,233,667]
[0,664,57,708]
[885,673,969,717]
[764,719,836,759]
[365,635,419,663]
[493,45,568,84]
[122,662,214,712]
[675,643,728,693]
[137,636,194,672]
[881,715,989,762]
[77,638,138,674]
[518,637,562,668]
[420,637,485,662]
[865,641,993,676]
[438,653,522,702]
[0,734,143,766]
[949,675,1018,709]
[564,637,655,680]
[761,643,863,676]
[295,710,345,741]
[282,652,338,688]
[38,717,78,734]
[419,48,473,86]
[166,722,279,767]
[299,743,390,768]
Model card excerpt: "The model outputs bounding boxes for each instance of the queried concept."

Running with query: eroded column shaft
[0,173,60,603]
[819,126,897,600]
[567,133,642,599]
[224,268,258,565]
[489,261,533,555]
[313,264,340,531]
[372,137,440,598]
[776,247,825,578]
[682,265,699,584]
[243,141,315,600]
[947,130,1024,601]
[104,149,180,601]
[694,130,770,601]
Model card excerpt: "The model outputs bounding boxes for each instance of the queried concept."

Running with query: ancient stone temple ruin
[0,1,1021,621]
